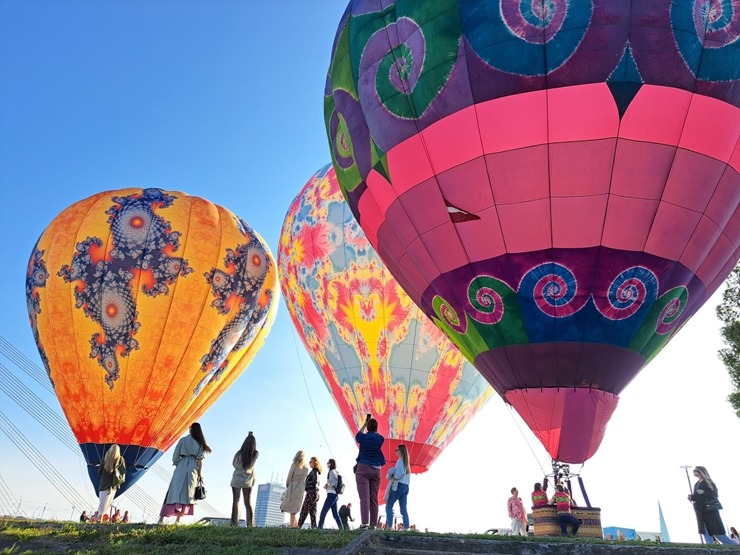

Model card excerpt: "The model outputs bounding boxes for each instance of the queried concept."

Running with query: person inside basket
[549,484,579,536]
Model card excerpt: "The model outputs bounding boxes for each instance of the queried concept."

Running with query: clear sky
[0,0,738,543]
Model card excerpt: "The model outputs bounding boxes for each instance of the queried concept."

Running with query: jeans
[385,482,409,529]
[355,463,381,526]
[318,492,342,529]
[557,513,580,536]
[703,532,736,545]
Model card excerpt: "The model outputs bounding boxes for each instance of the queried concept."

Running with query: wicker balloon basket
[532,506,602,538]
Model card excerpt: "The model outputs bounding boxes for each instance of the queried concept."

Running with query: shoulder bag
[194,477,207,500]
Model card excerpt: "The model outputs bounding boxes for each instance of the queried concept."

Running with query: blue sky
[1,0,738,541]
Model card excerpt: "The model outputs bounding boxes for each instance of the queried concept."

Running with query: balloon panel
[27,188,277,492]
[326,1,740,462]
[278,165,492,481]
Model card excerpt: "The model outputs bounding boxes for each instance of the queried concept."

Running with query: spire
[658,500,671,542]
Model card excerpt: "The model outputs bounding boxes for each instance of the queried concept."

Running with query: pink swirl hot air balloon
[324,0,740,463]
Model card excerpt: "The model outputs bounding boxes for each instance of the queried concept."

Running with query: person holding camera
[355,413,385,529]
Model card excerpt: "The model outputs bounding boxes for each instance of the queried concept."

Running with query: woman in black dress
[688,466,734,545]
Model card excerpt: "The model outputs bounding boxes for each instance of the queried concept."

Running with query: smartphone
[366,413,371,420]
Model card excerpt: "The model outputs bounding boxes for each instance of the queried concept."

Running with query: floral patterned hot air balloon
[26,188,277,494]
[278,165,491,498]
[325,0,740,463]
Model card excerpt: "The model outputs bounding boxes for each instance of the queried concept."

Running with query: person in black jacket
[297,456,322,528]
[339,503,354,530]
[688,466,734,545]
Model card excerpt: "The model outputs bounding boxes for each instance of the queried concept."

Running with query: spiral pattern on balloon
[467,276,505,325]
[521,263,580,317]
[433,294,468,334]
[656,287,688,335]
[501,0,568,44]
[601,266,658,320]
[672,0,740,80]
[328,100,356,171]
[113,204,153,247]
[461,0,591,75]
[691,0,739,45]
[328,90,372,184]
[100,283,136,334]
[362,17,427,119]
[245,242,269,283]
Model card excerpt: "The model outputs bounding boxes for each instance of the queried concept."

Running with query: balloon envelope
[325,0,740,462]
[278,165,491,495]
[26,188,277,493]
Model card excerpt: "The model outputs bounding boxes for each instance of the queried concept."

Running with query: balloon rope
[504,403,548,476]
[287,325,362,497]
[289,325,334,458]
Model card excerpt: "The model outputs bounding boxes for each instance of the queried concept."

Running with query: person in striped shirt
[549,484,580,536]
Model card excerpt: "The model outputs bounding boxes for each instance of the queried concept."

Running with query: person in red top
[531,483,548,507]
[549,484,580,536]
[507,487,527,535]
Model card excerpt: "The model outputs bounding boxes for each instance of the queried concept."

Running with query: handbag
[111,463,126,489]
[705,500,722,511]
[194,477,207,500]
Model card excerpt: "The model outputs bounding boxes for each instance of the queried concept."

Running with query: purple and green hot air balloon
[324,0,740,464]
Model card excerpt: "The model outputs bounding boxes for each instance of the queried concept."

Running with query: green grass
[0,519,721,554]
[0,519,355,554]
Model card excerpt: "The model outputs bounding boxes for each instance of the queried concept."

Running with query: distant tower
[254,481,286,527]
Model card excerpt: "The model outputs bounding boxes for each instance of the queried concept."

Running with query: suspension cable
[0,337,224,518]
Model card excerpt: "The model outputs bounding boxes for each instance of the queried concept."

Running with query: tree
[716,264,740,418]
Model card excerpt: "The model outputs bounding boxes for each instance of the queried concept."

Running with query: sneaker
[358,524,370,530]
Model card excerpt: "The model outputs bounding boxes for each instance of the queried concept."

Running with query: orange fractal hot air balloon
[278,165,491,497]
[26,188,277,494]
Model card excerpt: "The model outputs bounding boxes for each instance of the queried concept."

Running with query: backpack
[335,473,345,495]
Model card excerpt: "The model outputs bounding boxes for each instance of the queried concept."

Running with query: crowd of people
[79,416,410,531]
[279,414,411,530]
[78,423,739,545]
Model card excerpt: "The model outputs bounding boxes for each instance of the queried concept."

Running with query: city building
[254,481,286,527]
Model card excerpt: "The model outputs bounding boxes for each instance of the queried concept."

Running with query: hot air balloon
[278,165,492,499]
[325,0,740,464]
[26,188,277,494]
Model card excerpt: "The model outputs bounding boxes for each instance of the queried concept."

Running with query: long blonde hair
[694,466,715,490]
[310,456,323,474]
[293,450,305,467]
[103,444,122,473]
[397,444,410,474]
